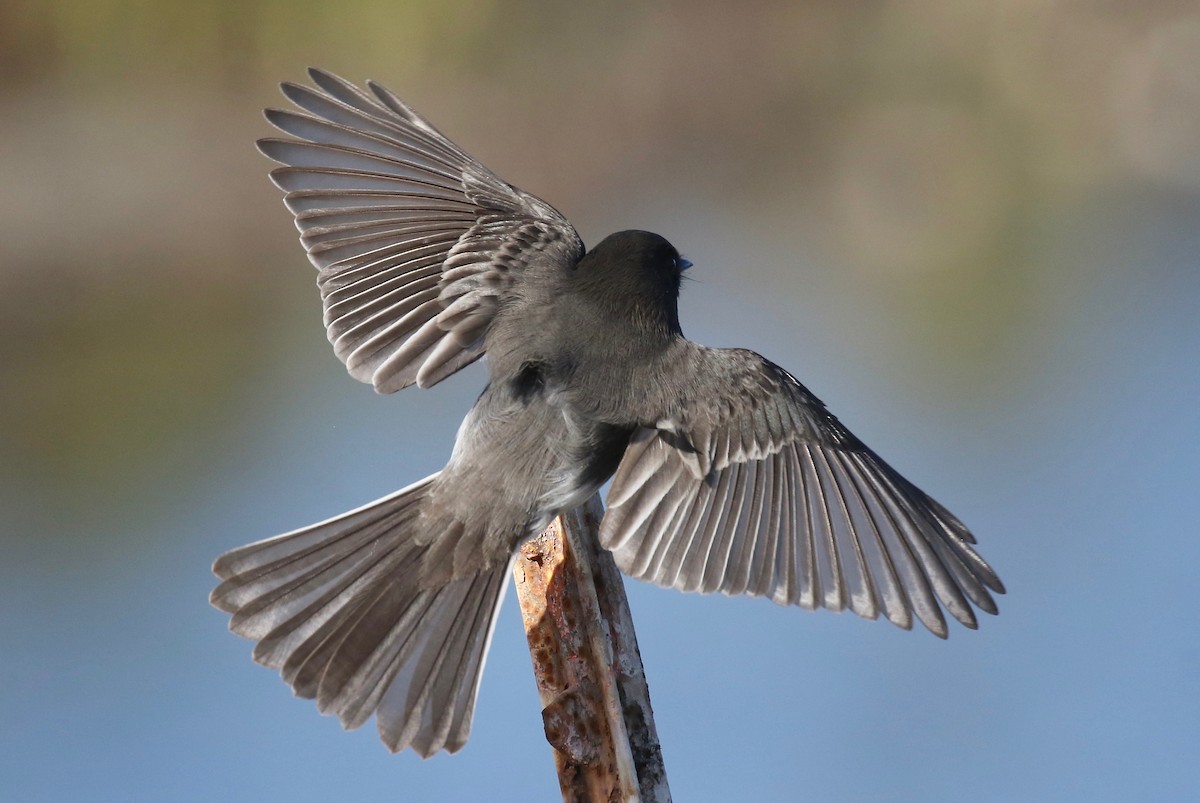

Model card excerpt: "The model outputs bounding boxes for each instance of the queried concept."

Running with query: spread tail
[210,475,510,756]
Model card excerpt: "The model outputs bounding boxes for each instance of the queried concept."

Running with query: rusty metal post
[513,494,672,803]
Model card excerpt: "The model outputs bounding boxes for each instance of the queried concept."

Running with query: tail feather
[376,570,501,754]
[212,476,433,584]
[210,474,509,757]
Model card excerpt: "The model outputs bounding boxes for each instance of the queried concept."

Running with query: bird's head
[574,230,690,337]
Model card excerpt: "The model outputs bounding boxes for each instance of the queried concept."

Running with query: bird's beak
[679,258,693,272]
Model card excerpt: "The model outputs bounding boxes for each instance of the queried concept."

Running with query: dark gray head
[574,230,690,336]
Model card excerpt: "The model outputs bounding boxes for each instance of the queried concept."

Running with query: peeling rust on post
[569,497,672,802]
[513,494,672,803]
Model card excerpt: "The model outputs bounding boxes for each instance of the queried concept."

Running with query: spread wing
[257,68,584,392]
[600,347,1004,637]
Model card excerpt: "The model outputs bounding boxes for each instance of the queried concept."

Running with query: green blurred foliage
[1,0,1197,500]
[0,270,271,492]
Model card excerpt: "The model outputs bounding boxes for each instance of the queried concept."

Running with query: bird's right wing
[600,347,1004,637]
[258,69,584,392]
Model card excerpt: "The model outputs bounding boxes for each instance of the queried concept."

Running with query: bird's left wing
[600,347,1004,637]
[257,69,583,392]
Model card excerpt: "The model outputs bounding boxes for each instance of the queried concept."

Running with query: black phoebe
[212,69,1004,757]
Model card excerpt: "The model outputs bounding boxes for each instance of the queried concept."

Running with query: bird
[211,68,1004,758]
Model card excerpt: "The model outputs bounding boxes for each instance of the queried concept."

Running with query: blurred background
[2,1,1198,800]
